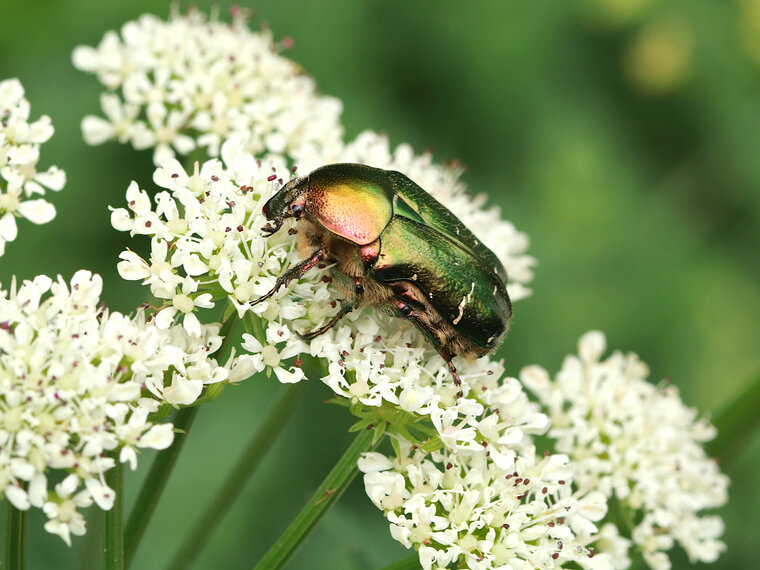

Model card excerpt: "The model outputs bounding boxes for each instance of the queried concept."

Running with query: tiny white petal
[140,424,175,450]
[163,373,203,406]
[85,478,115,510]
[5,486,31,510]
[17,199,56,224]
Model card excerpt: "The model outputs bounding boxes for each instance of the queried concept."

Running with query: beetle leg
[251,247,326,306]
[391,299,464,399]
[298,280,363,340]
[261,217,283,236]
[298,297,358,340]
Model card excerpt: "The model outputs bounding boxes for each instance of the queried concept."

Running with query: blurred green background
[1,0,759,568]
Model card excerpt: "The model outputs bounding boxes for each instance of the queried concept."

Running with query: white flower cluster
[111,144,327,340]
[521,332,730,569]
[0,270,227,544]
[73,9,343,165]
[0,78,65,257]
[360,439,627,570]
[111,133,537,451]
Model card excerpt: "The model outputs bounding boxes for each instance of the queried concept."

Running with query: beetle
[254,163,512,396]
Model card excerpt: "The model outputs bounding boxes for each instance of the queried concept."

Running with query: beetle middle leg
[251,247,326,306]
[298,299,358,340]
[298,280,364,340]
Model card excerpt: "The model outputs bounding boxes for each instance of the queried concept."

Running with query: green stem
[253,429,376,570]
[5,498,27,570]
[168,382,307,570]
[104,456,125,570]
[124,312,239,567]
[124,405,198,568]
[76,509,104,570]
[706,369,760,465]
[607,495,647,570]
[377,554,421,570]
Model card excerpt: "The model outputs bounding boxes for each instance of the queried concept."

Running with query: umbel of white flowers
[360,440,628,570]
[72,8,344,165]
[522,332,729,569]
[0,78,65,257]
[0,271,228,544]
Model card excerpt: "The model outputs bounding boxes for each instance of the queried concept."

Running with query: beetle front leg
[251,247,326,306]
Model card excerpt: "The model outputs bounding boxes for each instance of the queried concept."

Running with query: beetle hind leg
[391,296,465,399]
[252,247,326,306]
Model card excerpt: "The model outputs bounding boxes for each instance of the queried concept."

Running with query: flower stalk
[104,456,124,570]
[124,406,198,567]
[168,381,307,570]
[5,499,27,570]
[253,429,376,570]
[124,312,239,566]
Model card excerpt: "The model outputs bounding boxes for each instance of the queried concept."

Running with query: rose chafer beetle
[255,163,512,396]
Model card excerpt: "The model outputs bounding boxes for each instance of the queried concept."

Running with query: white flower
[240,326,307,384]
[73,8,343,164]
[521,331,730,566]
[0,270,227,543]
[0,78,65,256]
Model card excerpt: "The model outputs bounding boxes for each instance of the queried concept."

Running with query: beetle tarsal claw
[261,219,283,236]
[446,359,462,388]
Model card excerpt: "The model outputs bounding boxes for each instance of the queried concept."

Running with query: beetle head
[261,176,309,235]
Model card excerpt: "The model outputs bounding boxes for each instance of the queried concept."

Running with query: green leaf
[706,369,760,465]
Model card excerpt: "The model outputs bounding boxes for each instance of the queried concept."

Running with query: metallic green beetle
[255,163,512,394]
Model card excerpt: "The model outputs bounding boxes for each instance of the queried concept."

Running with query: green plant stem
[124,312,239,567]
[104,456,125,570]
[608,495,647,570]
[253,429,376,570]
[706,369,760,465]
[5,498,26,570]
[124,405,198,568]
[76,509,104,570]
[378,554,422,570]
[168,382,307,570]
